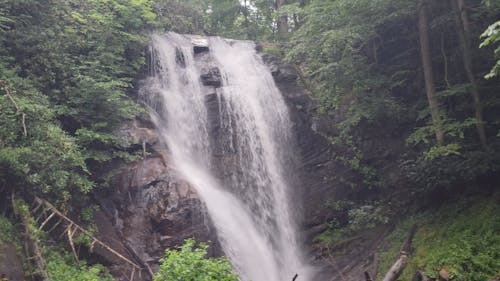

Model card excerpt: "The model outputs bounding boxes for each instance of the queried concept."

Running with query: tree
[0,0,157,206]
[452,0,487,146]
[418,0,445,145]
[153,239,238,281]
[276,0,288,38]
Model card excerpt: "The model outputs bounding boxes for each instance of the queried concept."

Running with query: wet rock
[261,53,298,82]
[191,37,209,54]
[175,48,186,67]
[262,50,408,281]
[200,67,222,87]
[94,123,219,280]
[111,156,216,273]
[115,118,158,150]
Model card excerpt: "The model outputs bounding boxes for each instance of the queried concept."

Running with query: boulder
[200,67,222,87]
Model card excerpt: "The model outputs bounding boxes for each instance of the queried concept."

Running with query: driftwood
[380,224,418,281]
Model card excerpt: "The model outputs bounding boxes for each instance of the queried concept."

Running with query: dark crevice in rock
[194,45,209,54]
[200,67,222,87]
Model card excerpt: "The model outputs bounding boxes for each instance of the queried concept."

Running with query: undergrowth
[4,200,114,281]
[377,194,500,281]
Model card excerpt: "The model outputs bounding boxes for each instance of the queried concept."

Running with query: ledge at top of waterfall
[140,32,316,281]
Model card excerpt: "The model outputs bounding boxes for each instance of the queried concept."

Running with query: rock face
[200,67,222,87]
[0,244,25,281]
[262,53,400,281]
[93,120,218,281]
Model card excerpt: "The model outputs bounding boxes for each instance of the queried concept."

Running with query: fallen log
[381,253,408,281]
[380,224,418,281]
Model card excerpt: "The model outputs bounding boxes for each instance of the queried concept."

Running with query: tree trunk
[418,0,445,145]
[452,0,487,146]
[276,0,288,38]
[243,0,251,39]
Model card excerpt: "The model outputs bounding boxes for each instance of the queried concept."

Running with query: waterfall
[141,32,314,281]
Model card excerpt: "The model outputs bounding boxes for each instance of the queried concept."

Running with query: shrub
[154,239,238,281]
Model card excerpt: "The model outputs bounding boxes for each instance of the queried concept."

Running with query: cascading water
[141,32,314,281]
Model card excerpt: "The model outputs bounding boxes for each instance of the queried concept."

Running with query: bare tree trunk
[381,225,418,281]
[381,254,408,281]
[418,0,445,145]
[243,0,251,39]
[452,0,487,146]
[276,0,288,38]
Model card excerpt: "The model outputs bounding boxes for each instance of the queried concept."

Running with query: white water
[142,33,313,281]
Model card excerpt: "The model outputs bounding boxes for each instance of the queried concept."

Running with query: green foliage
[12,199,112,281]
[316,201,389,246]
[154,239,238,281]
[285,0,419,188]
[154,0,209,34]
[46,250,114,281]
[481,21,500,78]
[377,196,500,281]
[286,0,500,197]
[0,80,94,206]
[0,0,156,205]
[0,216,16,244]
[205,0,277,40]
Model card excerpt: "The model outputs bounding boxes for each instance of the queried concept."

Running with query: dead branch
[39,212,56,230]
[67,224,80,265]
[33,198,144,278]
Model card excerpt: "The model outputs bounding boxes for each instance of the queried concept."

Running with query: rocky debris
[200,67,222,87]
